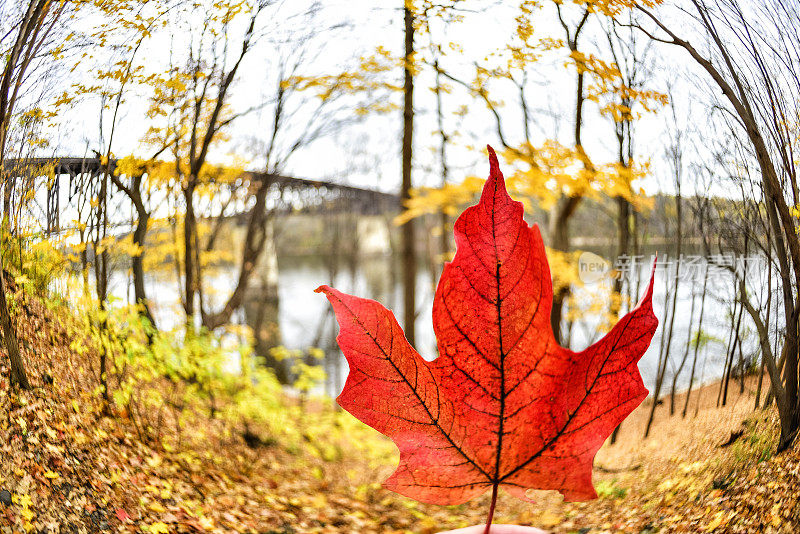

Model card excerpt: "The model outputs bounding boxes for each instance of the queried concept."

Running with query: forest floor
[1,285,798,534]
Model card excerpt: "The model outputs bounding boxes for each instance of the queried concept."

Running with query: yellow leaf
[149,501,166,513]
[704,511,727,531]
[149,522,170,534]
[43,471,60,479]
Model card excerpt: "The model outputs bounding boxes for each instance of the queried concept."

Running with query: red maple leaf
[115,508,131,523]
[316,146,657,525]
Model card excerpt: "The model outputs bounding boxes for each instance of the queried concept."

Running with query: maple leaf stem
[483,483,499,534]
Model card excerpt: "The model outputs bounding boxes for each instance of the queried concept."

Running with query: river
[110,247,775,400]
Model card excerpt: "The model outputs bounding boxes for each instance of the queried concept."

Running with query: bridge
[2,157,400,234]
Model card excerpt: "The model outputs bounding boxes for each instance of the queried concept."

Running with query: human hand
[437,525,548,534]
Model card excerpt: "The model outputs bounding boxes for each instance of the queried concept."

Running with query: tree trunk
[670,276,696,415]
[717,301,737,407]
[95,168,111,409]
[550,51,587,345]
[755,240,773,410]
[739,279,796,449]
[0,261,30,389]
[401,4,416,347]
[201,177,273,331]
[682,265,708,417]
[661,158,683,417]
[549,196,581,345]
[755,351,765,409]
[434,58,450,279]
[609,186,631,445]
[548,8,592,346]
[131,207,155,328]
[765,344,787,407]
[2,179,13,232]
[722,298,744,407]
[183,181,197,328]
[644,259,676,438]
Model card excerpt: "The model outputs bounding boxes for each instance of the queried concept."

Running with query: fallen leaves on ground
[0,279,798,533]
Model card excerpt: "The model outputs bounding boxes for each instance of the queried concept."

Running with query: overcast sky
[49,0,719,200]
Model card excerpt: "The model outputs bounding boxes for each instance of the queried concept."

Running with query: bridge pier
[242,219,288,382]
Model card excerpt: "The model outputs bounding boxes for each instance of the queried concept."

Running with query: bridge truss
[2,157,399,236]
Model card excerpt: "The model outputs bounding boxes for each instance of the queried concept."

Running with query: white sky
[48,0,728,202]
